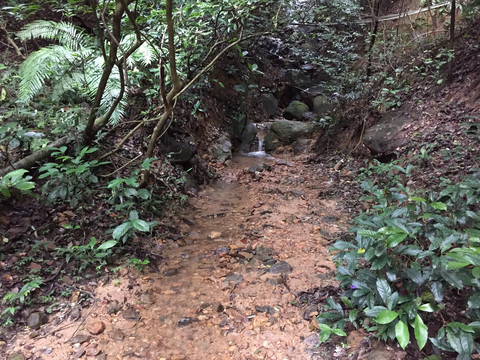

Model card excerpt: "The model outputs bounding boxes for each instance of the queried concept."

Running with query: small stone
[27,312,47,329]
[108,328,125,341]
[238,251,254,260]
[70,334,91,344]
[208,231,222,240]
[255,305,275,315]
[8,351,25,360]
[0,340,6,347]
[87,321,105,335]
[70,305,81,321]
[28,331,39,339]
[62,275,73,285]
[95,354,106,360]
[107,300,121,315]
[29,262,42,271]
[322,215,339,223]
[178,317,198,328]
[367,349,393,360]
[268,261,292,274]
[303,333,320,347]
[74,346,86,358]
[122,307,140,321]
[163,268,179,276]
[85,345,101,356]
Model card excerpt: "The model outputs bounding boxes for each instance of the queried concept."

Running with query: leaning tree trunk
[447,0,456,83]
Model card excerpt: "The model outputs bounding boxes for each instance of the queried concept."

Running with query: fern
[17,20,126,124]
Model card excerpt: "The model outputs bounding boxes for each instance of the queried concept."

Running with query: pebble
[122,307,140,321]
[27,312,47,329]
[87,321,106,335]
[208,231,222,240]
[7,352,25,360]
[107,300,121,315]
[108,328,125,341]
[268,261,292,274]
[74,346,86,358]
[70,334,91,344]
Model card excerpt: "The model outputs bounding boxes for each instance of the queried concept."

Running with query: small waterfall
[257,127,266,152]
[242,123,273,158]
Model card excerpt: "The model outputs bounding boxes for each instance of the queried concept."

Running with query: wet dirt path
[8,154,353,360]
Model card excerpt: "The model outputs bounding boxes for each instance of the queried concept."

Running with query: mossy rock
[283,100,310,120]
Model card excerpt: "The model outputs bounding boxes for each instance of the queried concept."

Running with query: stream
[9,153,352,360]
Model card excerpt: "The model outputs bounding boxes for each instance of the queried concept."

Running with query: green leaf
[414,314,428,350]
[376,310,398,324]
[431,282,443,302]
[386,233,407,248]
[431,202,447,210]
[332,328,347,336]
[131,219,150,232]
[418,304,435,312]
[376,278,392,305]
[97,240,117,251]
[447,322,474,333]
[472,267,480,278]
[395,320,409,350]
[112,222,132,240]
[467,294,480,309]
[446,328,473,356]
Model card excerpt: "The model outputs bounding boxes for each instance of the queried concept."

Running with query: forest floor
[5,151,393,360]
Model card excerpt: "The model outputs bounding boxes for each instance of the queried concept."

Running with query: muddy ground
[4,152,394,360]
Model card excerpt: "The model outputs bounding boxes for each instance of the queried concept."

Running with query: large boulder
[313,95,333,115]
[363,111,417,155]
[284,69,314,89]
[165,138,196,164]
[259,93,279,118]
[283,100,310,120]
[264,120,315,150]
[239,122,257,152]
[210,134,232,163]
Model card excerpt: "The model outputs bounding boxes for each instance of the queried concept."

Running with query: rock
[86,321,105,335]
[210,135,232,163]
[313,95,333,115]
[303,333,320,347]
[61,275,73,285]
[208,231,222,240]
[85,345,101,356]
[283,100,310,120]
[284,69,313,89]
[108,328,125,341]
[293,139,313,155]
[27,312,47,329]
[268,261,292,274]
[239,122,257,152]
[96,353,107,360]
[264,120,315,150]
[140,290,155,305]
[363,111,417,156]
[70,334,91,344]
[259,93,279,118]
[8,352,25,360]
[163,268,179,276]
[367,348,394,360]
[223,273,243,284]
[322,215,339,223]
[178,317,198,328]
[164,137,196,164]
[301,111,317,122]
[248,164,264,174]
[255,305,275,315]
[290,189,305,197]
[107,300,121,315]
[70,306,81,321]
[122,307,140,321]
[74,346,86,358]
[238,251,254,260]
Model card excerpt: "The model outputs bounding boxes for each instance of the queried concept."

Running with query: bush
[330,169,480,358]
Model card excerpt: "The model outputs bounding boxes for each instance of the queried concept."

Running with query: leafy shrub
[39,146,109,207]
[0,169,36,200]
[330,170,480,358]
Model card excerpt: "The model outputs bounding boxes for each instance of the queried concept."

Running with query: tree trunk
[447,0,455,83]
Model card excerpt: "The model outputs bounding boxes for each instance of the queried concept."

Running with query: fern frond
[122,33,157,66]
[17,20,91,51]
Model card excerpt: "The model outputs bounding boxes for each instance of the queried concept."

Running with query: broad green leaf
[447,322,474,333]
[386,233,407,248]
[131,219,150,232]
[414,314,428,350]
[376,278,392,305]
[446,328,473,356]
[395,320,409,349]
[468,294,480,309]
[97,240,117,250]
[431,202,447,210]
[376,310,398,324]
[431,282,443,302]
[472,267,480,278]
[112,222,131,240]
[332,328,347,336]
[418,304,435,312]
